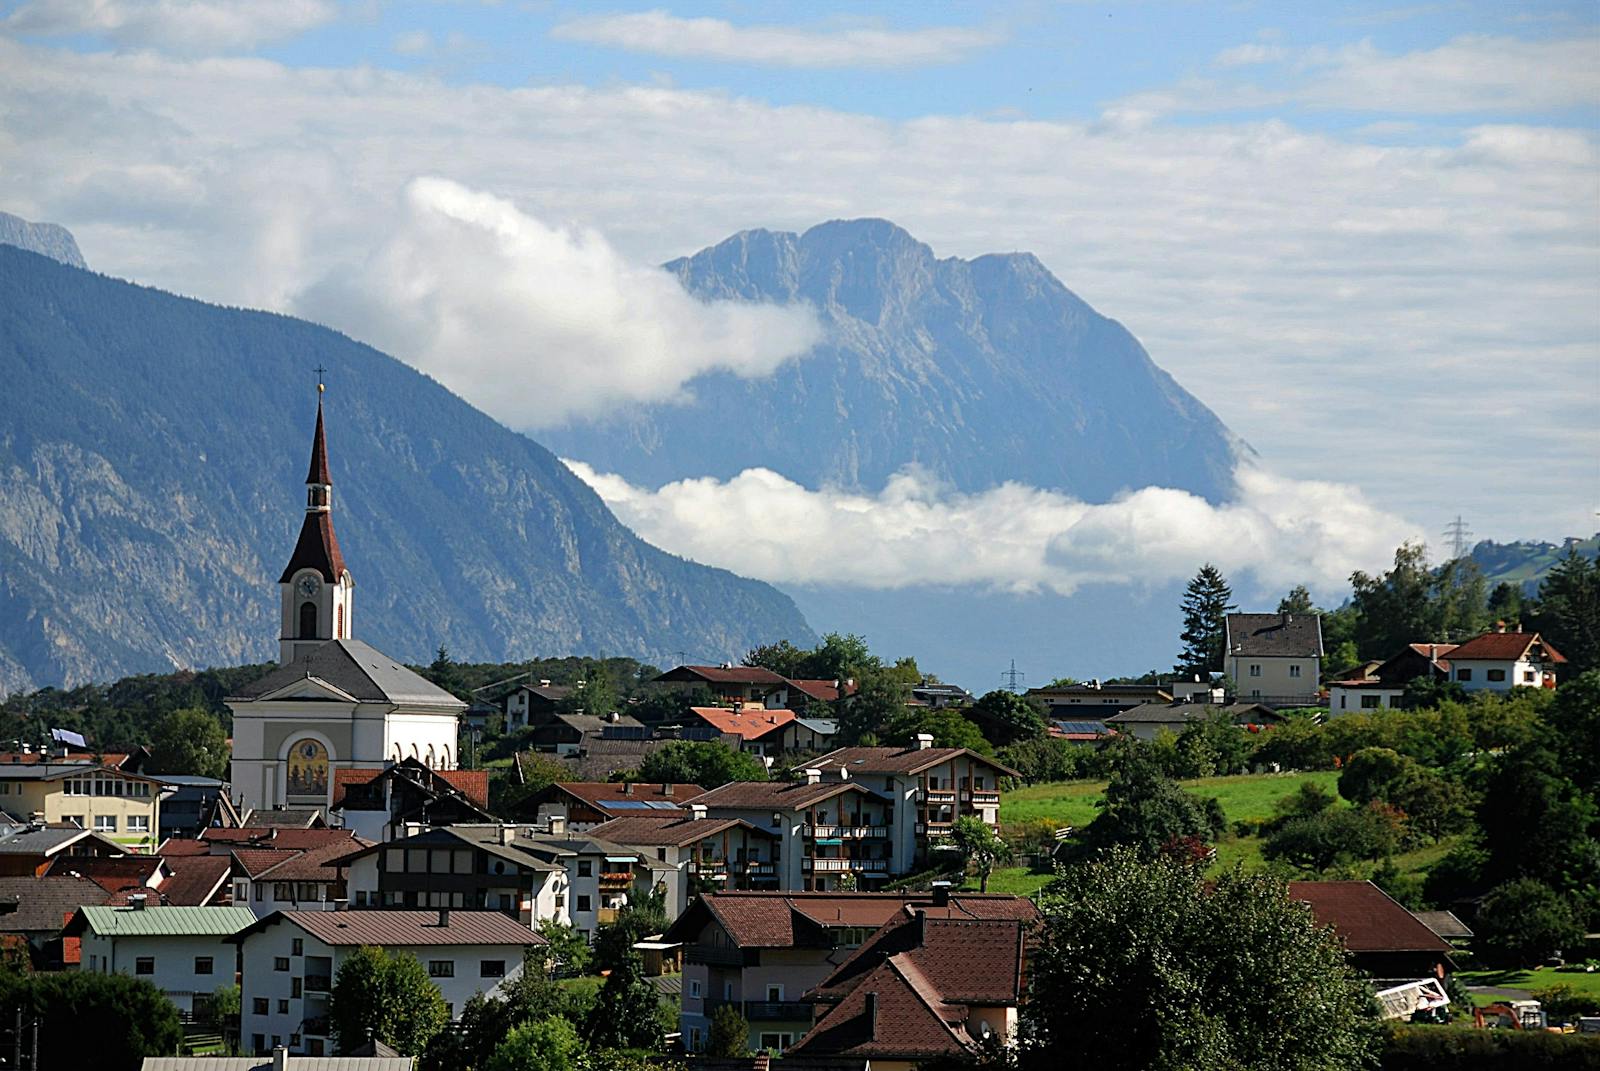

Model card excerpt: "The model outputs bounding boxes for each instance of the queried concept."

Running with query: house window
[480,960,505,978]
[255,885,264,901]
[291,978,302,997]
[577,861,592,877]
[134,957,154,975]
[253,999,269,1015]
[292,938,303,956]
[1487,669,1507,682]
[252,1035,265,1055]
[656,848,667,861]
[1457,669,1473,681]
[1360,695,1382,709]
[576,895,591,912]
[760,1033,793,1052]
[63,815,84,828]
[274,957,290,972]
[689,1027,702,1052]
[128,815,149,833]
[429,961,454,978]
[555,894,565,909]
[766,984,784,1002]
[194,957,213,975]
[94,815,117,832]
[1289,665,1302,678]
[1524,670,1536,682]
[689,979,701,998]
[277,1000,289,1014]
[1248,664,1261,677]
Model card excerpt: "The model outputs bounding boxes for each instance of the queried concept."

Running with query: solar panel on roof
[643,801,680,810]
[1055,721,1111,734]
[601,800,654,810]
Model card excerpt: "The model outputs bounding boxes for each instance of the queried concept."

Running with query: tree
[837,673,909,745]
[880,707,993,755]
[593,887,668,973]
[742,639,809,679]
[1534,551,1600,674]
[424,645,469,700]
[1079,747,1225,859]
[205,982,241,1038]
[146,706,229,778]
[585,953,662,1051]
[0,970,184,1071]
[1278,585,1316,615]
[964,690,1049,747]
[1337,747,1415,805]
[535,918,591,977]
[1172,710,1255,778]
[707,1003,750,1057]
[1388,767,1473,843]
[1022,848,1380,1071]
[950,815,1010,892]
[1262,802,1403,872]
[634,740,768,786]
[1174,564,1235,676]
[1350,543,1438,659]
[1547,670,1600,789]
[560,668,618,717]
[1478,742,1600,897]
[329,946,448,1056]
[487,1017,586,1071]
[1475,879,1584,968]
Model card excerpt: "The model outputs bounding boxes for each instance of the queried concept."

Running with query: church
[227,391,465,814]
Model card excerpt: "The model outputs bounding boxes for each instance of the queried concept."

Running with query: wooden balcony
[597,907,620,924]
[803,857,889,873]
[804,824,888,839]
[920,788,957,803]
[706,999,813,1023]
[686,943,746,967]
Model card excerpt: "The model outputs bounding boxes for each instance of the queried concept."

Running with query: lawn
[1001,770,1343,830]
[1458,966,1600,1001]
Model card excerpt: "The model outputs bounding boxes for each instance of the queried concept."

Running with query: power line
[1001,659,1025,693]
[1442,516,1473,560]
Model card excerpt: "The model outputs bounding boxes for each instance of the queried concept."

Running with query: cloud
[4,0,338,52]
[297,178,822,429]
[0,38,1593,537]
[565,461,1422,599]
[1214,42,1286,68]
[550,9,1003,68]
[393,29,432,56]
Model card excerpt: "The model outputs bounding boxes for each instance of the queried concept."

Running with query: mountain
[0,244,813,696]
[0,211,86,269]
[1469,534,1599,595]
[543,219,1245,502]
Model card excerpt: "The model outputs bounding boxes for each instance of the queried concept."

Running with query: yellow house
[0,759,165,851]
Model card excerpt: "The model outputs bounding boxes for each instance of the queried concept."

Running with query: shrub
[1474,878,1584,967]
[1380,1024,1600,1070]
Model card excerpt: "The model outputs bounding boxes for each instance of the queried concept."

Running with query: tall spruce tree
[1175,564,1235,677]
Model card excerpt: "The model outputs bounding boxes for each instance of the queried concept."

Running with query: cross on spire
[314,365,327,395]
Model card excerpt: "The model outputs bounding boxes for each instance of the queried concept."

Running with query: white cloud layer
[300,178,822,429]
[4,0,337,52]
[565,461,1423,599]
[0,37,1593,537]
[551,10,1002,68]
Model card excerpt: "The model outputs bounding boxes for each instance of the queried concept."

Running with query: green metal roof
[78,905,258,937]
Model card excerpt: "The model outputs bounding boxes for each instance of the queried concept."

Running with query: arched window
[426,744,436,769]
[299,601,318,639]
[441,745,452,768]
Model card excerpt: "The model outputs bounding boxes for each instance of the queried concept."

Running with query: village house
[1328,643,1456,714]
[1026,681,1173,720]
[152,774,236,841]
[588,805,783,918]
[0,873,115,967]
[0,822,125,877]
[685,706,797,763]
[1224,612,1325,706]
[686,777,891,892]
[151,840,235,907]
[333,824,566,922]
[501,680,574,730]
[1103,701,1282,741]
[1291,880,1455,980]
[1441,629,1565,693]
[521,781,703,830]
[655,664,791,706]
[231,909,544,1057]
[666,889,1035,1055]
[0,756,167,849]
[68,903,258,1017]
[328,759,493,842]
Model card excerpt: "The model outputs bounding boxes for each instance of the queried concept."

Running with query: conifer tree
[1174,564,1235,677]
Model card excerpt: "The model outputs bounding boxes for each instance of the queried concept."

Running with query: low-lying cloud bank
[299,178,822,430]
[564,460,1422,599]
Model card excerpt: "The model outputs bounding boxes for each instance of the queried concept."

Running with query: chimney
[1281,611,1292,626]
[662,784,674,797]
[548,815,567,835]
[272,1046,289,1071]
[499,824,517,846]
[914,733,934,750]
[689,804,707,822]
[622,782,634,796]
[864,992,878,1040]
[930,880,951,908]
[539,679,551,687]
[1495,620,1507,633]
[129,893,147,911]
[804,768,822,786]
[438,907,450,928]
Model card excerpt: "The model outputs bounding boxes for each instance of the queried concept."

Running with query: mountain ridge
[0,210,86,269]
[0,244,813,696]
[543,217,1246,503]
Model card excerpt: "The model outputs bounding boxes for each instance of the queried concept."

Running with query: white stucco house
[68,902,258,1016]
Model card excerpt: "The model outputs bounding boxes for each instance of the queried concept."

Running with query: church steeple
[277,383,354,664]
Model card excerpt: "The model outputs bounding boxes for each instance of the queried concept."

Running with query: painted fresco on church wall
[287,737,329,796]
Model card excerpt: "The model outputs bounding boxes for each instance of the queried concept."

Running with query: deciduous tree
[329,946,447,1057]
[950,815,1010,892]
[635,740,768,785]
[146,706,229,778]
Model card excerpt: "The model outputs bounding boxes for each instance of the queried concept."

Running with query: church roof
[228,639,466,710]
[306,399,331,485]
[278,511,346,584]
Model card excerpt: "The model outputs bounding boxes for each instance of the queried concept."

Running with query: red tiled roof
[435,768,490,810]
[157,854,232,906]
[787,679,856,703]
[688,706,795,741]
[586,815,773,847]
[687,779,869,812]
[329,767,385,810]
[255,839,373,882]
[201,828,359,851]
[658,665,789,686]
[807,745,1020,779]
[664,891,1033,949]
[1289,881,1453,954]
[156,838,215,858]
[43,855,164,895]
[253,909,547,948]
[231,849,301,879]
[1443,631,1566,664]
[793,957,974,1059]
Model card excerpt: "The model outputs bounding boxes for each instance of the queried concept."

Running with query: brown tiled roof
[811,914,1029,1004]
[791,956,974,1059]
[156,838,215,858]
[657,665,789,686]
[435,769,491,810]
[1225,612,1325,658]
[0,875,112,934]
[664,891,1031,948]
[586,815,773,847]
[255,839,374,882]
[200,828,360,851]
[787,679,856,702]
[806,746,1020,779]
[242,909,547,948]
[330,767,386,810]
[1289,881,1453,954]
[688,706,796,741]
[551,782,703,811]
[1444,631,1566,664]
[156,854,232,906]
[43,855,165,894]
[231,849,301,879]
[687,779,869,812]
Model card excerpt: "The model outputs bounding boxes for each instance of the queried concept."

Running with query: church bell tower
[278,384,354,664]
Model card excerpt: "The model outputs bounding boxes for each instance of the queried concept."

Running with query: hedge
[1382,1025,1600,1070]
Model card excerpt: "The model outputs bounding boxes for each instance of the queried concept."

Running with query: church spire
[306,387,331,492]
[278,381,353,664]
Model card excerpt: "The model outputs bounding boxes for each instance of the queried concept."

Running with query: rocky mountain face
[0,211,86,269]
[0,245,813,696]
[544,219,1245,502]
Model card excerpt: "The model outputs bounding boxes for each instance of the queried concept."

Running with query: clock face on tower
[297,575,320,598]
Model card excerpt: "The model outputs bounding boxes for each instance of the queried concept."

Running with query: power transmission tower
[1001,659,1025,693]
[1442,516,1473,560]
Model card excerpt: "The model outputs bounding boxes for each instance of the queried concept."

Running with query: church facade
[227,394,465,815]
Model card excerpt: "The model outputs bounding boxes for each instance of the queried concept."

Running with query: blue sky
[0,1,1596,637]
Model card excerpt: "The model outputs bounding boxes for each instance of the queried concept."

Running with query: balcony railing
[804,824,888,839]
[961,790,1000,804]
[740,862,776,876]
[303,975,332,994]
[803,857,889,873]
[706,1000,813,1022]
[687,860,728,875]
[686,944,745,967]
[597,908,620,925]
